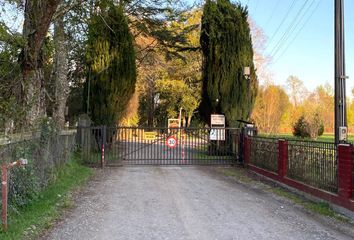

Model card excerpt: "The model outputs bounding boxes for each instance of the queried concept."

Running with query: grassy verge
[216,167,352,224]
[269,187,351,224]
[0,158,93,239]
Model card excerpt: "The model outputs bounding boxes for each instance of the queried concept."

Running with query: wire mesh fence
[0,129,77,214]
[287,140,338,193]
[249,136,279,173]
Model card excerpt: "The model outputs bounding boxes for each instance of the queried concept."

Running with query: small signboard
[144,131,156,141]
[210,129,225,141]
[211,114,225,126]
[168,119,180,128]
[210,114,225,141]
[166,136,178,148]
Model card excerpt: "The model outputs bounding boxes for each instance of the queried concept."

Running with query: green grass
[0,157,93,239]
[192,149,234,161]
[259,133,354,143]
[269,187,350,223]
[81,150,120,166]
[190,144,235,160]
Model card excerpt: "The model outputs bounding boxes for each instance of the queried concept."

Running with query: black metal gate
[77,126,242,166]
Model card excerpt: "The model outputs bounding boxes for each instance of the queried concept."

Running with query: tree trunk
[187,113,193,127]
[146,76,155,127]
[53,15,69,128]
[23,68,46,125]
[147,91,154,127]
[21,0,62,126]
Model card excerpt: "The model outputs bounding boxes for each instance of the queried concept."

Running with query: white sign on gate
[210,128,225,141]
[210,114,225,141]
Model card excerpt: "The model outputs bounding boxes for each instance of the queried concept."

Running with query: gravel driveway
[43,166,353,240]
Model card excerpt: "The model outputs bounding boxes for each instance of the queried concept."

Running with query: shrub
[293,116,310,138]
[317,122,324,136]
[293,114,324,139]
[8,165,41,208]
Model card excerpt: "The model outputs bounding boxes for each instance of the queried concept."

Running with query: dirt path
[43,167,353,240]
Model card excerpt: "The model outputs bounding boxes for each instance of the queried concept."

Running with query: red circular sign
[166,136,178,148]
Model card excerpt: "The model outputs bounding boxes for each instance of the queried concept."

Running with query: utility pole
[334,0,348,144]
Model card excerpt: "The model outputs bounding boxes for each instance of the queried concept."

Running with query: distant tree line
[251,76,343,139]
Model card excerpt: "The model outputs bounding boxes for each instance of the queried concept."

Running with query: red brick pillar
[278,140,288,178]
[337,144,353,199]
[243,136,251,166]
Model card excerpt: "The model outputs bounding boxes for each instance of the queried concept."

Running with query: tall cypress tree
[200,0,258,127]
[85,3,136,125]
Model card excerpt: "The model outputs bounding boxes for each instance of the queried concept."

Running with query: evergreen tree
[85,3,136,125]
[200,0,258,127]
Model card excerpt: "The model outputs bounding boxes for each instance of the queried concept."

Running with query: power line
[269,0,312,56]
[269,0,312,57]
[266,0,297,49]
[273,0,321,63]
[253,0,260,12]
[265,0,281,28]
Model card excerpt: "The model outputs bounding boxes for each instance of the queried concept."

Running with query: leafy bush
[8,165,41,208]
[293,116,310,138]
[293,114,324,139]
[317,123,324,136]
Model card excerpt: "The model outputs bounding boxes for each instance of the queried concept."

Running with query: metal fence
[77,126,242,166]
[0,129,77,209]
[352,149,354,200]
[287,140,338,193]
[249,136,279,173]
[248,136,339,194]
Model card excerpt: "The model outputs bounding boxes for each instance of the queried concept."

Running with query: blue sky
[191,0,354,94]
[245,0,354,93]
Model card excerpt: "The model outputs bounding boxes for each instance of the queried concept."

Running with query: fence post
[101,126,107,168]
[243,136,251,166]
[337,144,352,199]
[278,139,288,178]
[76,125,82,146]
[1,164,8,231]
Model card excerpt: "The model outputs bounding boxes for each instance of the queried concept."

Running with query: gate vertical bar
[101,126,106,168]
[135,128,138,164]
[139,128,141,163]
